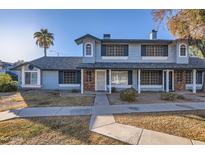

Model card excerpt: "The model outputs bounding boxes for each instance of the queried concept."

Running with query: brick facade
[83,69,95,91]
[174,70,186,91]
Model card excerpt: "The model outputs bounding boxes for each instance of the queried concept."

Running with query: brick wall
[83,70,95,91]
[174,70,186,91]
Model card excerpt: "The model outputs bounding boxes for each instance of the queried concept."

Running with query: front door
[96,70,106,91]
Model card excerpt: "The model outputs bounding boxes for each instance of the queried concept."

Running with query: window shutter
[76,70,81,84]
[141,45,146,56]
[59,71,64,84]
[101,45,106,56]
[124,45,128,56]
[163,45,168,56]
[128,70,132,85]
[106,70,109,85]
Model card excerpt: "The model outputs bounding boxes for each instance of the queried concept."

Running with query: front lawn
[0,116,124,145]
[115,110,205,142]
[0,90,94,112]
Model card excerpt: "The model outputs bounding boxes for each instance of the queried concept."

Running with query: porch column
[138,69,141,94]
[193,69,196,93]
[81,69,84,94]
[166,69,169,92]
[109,69,111,94]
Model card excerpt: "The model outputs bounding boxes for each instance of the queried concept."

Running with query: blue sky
[0,9,174,62]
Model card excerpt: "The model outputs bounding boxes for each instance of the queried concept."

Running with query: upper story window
[179,44,187,57]
[84,43,93,57]
[141,45,168,57]
[101,44,128,57]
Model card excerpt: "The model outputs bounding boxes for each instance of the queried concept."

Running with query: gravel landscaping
[108,92,205,105]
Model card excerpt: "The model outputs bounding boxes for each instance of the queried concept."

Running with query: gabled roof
[12,56,82,70]
[77,57,205,70]
[75,33,174,45]
[75,34,101,45]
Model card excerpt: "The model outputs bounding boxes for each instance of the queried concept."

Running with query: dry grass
[0,116,124,145]
[0,90,94,112]
[108,92,203,105]
[115,110,205,142]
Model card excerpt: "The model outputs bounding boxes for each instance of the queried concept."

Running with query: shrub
[71,89,80,93]
[0,73,17,92]
[176,94,185,100]
[120,87,137,102]
[0,73,12,85]
[111,87,116,93]
[0,81,17,92]
[160,93,177,101]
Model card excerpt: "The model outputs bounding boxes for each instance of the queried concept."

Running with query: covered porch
[80,68,202,94]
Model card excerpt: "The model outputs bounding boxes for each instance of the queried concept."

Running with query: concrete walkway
[89,94,205,145]
[1,93,205,144]
[0,106,92,121]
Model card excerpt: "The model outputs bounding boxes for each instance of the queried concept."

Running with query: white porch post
[166,69,169,92]
[138,69,141,94]
[81,69,84,94]
[193,69,196,93]
[109,69,111,94]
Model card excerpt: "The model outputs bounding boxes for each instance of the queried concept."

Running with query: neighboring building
[13,30,205,93]
[0,60,13,73]
[0,60,20,80]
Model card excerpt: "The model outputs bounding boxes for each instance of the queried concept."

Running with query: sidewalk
[89,94,205,145]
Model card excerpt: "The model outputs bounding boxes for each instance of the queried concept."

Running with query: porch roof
[77,57,205,70]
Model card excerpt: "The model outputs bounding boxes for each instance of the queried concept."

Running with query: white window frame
[179,43,187,57]
[84,42,93,57]
[21,65,41,88]
[111,71,128,86]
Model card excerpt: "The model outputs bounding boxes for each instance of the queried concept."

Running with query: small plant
[111,87,116,93]
[176,94,185,100]
[120,87,137,102]
[160,93,177,101]
[71,89,80,93]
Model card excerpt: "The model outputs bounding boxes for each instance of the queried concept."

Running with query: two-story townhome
[13,30,205,94]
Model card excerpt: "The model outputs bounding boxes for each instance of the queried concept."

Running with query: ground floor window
[63,71,77,84]
[176,71,183,83]
[111,71,128,85]
[186,70,202,84]
[141,70,162,85]
[86,71,93,82]
[25,72,37,85]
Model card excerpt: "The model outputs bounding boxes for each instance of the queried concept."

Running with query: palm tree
[33,29,54,57]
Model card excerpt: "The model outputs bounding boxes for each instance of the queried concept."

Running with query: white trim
[138,69,141,94]
[109,69,111,94]
[142,56,168,60]
[102,56,128,60]
[179,43,187,57]
[193,69,196,93]
[141,85,163,88]
[166,69,169,92]
[95,70,107,91]
[59,84,80,87]
[107,85,131,88]
[81,69,83,94]
[21,84,41,88]
[84,42,93,57]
